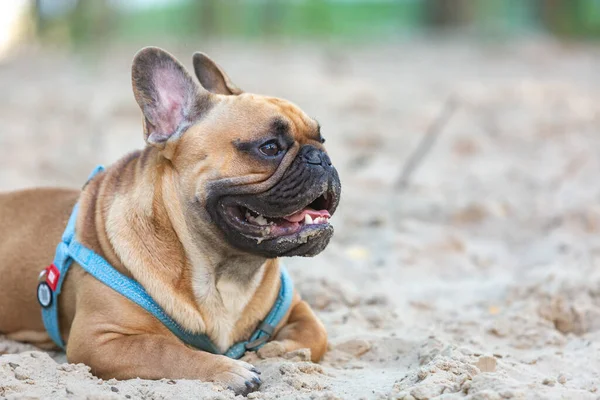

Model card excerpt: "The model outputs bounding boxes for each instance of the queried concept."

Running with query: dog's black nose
[301,146,332,168]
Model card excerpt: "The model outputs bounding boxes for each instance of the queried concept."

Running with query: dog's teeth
[313,217,329,224]
[254,215,268,226]
[323,192,328,200]
[304,214,313,225]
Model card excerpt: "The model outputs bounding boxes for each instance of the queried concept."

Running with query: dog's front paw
[210,356,261,396]
[257,341,286,359]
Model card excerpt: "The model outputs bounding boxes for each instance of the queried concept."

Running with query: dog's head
[131,47,340,259]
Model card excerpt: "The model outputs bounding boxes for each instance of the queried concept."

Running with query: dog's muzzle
[207,144,342,258]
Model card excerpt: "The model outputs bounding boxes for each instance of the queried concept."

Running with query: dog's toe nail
[251,367,261,374]
[252,376,261,385]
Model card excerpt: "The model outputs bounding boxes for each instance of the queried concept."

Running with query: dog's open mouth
[220,192,335,241]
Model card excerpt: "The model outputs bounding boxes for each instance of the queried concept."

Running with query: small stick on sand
[395,96,459,190]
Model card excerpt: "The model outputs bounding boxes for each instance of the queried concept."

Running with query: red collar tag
[45,264,60,291]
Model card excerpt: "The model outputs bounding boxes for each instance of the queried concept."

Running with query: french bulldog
[0,47,340,395]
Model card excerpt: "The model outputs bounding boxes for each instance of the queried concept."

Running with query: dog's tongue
[284,208,331,223]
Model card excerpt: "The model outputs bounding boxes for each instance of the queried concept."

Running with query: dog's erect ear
[132,47,207,145]
[192,52,243,96]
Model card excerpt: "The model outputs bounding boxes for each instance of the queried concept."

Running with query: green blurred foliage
[34,0,600,46]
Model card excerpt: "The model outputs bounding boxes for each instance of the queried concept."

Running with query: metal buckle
[244,322,276,350]
[258,321,275,335]
[245,335,270,350]
[38,269,48,283]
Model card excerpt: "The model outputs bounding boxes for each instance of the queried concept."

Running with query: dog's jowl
[0,47,340,395]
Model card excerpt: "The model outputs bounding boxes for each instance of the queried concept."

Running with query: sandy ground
[1,39,600,399]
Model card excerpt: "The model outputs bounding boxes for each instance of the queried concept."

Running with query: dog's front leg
[64,292,261,396]
[258,299,328,362]
[67,329,261,395]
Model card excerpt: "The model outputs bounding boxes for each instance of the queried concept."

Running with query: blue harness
[37,166,294,359]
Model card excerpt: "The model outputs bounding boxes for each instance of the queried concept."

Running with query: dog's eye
[259,141,281,157]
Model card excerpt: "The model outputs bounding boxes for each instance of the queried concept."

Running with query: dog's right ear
[132,47,209,147]
[193,52,243,96]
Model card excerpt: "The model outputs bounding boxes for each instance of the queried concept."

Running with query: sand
[1,39,600,399]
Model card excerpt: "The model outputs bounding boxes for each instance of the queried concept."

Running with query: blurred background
[2,1,600,398]
[3,0,600,54]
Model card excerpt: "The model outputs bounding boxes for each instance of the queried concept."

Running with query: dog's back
[0,188,78,342]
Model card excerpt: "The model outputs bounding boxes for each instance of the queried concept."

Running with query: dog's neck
[80,148,276,347]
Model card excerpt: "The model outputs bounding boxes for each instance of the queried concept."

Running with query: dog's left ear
[193,52,243,95]
[132,47,207,146]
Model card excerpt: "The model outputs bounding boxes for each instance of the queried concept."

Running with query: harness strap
[225,266,293,358]
[39,165,293,357]
[40,166,106,349]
